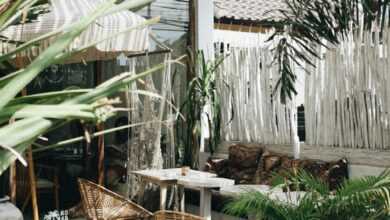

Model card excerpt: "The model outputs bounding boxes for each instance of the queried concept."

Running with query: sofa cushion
[205,144,348,190]
[327,158,349,190]
[228,144,264,168]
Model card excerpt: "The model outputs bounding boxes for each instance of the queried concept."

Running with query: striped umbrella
[0,0,150,65]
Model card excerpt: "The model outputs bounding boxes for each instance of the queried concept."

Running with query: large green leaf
[33,120,164,153]
[0,104,99,123]
[0,0,24,29]
[0,16,159,86]
[0,0,161,175]
[6,89,91,106]
[0,0,39,32]
[0,61,167,174]
[0,0,116,110]
[0,142,32,176]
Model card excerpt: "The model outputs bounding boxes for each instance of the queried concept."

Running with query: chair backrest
[153,211,205,220]
[78,178,153,220]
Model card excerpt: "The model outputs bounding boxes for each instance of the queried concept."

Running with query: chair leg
[54,187,59,210]
[54,176,60,210]
[22,192,31,212]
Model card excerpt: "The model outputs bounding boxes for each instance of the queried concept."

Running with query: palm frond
[224,170,390,219]
[224,191,291,220]
[266,0,390,103]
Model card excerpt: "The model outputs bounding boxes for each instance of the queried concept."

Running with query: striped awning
[0,0,150,64]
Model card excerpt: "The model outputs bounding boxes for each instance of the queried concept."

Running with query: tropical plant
[225,170,390,220]
[179,49,226,167]
[0,0,167,175]
[266,0,390,104]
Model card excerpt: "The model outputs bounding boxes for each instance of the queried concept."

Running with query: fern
[224,169,390,220]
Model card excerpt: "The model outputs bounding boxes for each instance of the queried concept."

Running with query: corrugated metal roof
[214,0,288,22]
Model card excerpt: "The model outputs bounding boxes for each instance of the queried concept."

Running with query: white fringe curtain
[214,30,297,145]
[123,53,174,198]
[305,27,390,150]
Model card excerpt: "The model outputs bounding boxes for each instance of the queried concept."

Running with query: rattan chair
[78,178,153,220]
[153,211,205,220]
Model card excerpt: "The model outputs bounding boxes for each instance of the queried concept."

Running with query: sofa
[205,144,349,190]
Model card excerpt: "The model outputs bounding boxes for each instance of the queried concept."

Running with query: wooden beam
[126,49,172,59]
[214,23,270,33]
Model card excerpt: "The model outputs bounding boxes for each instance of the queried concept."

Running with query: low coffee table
[132,168,234,220]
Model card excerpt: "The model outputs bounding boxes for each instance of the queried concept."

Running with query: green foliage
[267,0,390,104]
[180,49,226,167]
[225,170,390,220]
[0,0,163,174]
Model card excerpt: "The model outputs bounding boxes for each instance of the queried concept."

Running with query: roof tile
[214,0,288,22]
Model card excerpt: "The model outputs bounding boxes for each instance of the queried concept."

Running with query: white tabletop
[132,168,233,189]
[178,176,234,189]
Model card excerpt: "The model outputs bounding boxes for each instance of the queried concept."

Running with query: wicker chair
[78,178,153,220]
[153,211,205,220]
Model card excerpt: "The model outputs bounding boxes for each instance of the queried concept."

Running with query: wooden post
[95,61,105,185]
[22,88,39,219]
[9,120,16,204]
[9,163,16,204]
[188,0,196,50]
[27,146,39,220]
[97,123,105,185]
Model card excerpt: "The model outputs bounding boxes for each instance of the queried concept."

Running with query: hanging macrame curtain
[124,53,174,198]
[214,29,297,145]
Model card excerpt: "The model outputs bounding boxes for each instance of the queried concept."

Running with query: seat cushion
[228,144,264,168]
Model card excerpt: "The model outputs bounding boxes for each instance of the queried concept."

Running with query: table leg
[200,188,212,220]
[137,179,146,205]
[179,185,185,212]
[160,184,168,210]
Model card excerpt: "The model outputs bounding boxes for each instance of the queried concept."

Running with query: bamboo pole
[96,61,105,185]
[27,146,39,220]
[21,87,40,220]
[97,123,105,185]
[9,162,16,204]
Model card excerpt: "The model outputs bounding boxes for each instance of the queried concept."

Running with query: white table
[132,168,234,220]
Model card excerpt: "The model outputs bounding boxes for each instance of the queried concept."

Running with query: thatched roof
[214,0,288,22]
